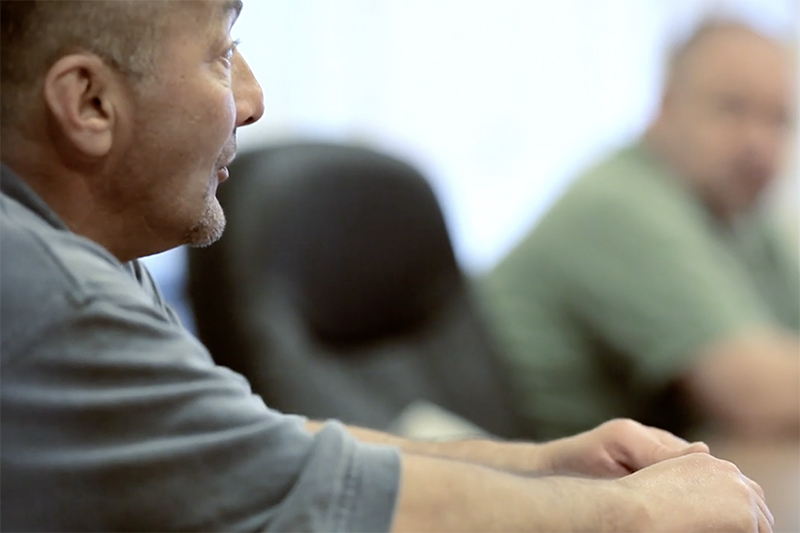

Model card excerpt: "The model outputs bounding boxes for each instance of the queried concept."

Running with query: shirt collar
[1,162,70,231]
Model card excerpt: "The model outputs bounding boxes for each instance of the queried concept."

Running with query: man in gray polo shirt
[0,1,774,532]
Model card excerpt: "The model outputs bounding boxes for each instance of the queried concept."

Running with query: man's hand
[613,453,773,532]
[309,417,708,478]
[392,449,772,533]
[534,418,709,477]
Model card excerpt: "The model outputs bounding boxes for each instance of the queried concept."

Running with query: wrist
[601,478,650,533]
[530,437,574,473]
[526,476,643,533]
[530,439,558,473]
[481,439,548,474]
[416,438,547,475]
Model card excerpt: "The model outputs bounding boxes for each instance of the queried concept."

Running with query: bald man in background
[481,19,799,442]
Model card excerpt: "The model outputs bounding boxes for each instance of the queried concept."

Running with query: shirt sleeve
[0,291,401,532]
[552,187,777,392]
[759,217,800,331]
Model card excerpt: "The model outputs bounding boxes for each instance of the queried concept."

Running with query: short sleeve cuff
[270,420,401,533]
[342,438,403,533]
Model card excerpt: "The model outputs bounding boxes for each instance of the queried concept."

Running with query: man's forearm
[687,330,800,437]
[393,452,772,533]
[304,419,546,474]
[392,452,625,533]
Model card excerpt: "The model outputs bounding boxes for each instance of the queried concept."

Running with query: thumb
[679,441,710,455]
[615,424,710,471]
[630,439,710,469]
[648,425,710,458]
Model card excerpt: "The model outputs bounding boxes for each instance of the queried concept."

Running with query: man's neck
[641,128,737,225]
[1,135,149,262]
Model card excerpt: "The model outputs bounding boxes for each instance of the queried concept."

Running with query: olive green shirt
[480,141,800,440]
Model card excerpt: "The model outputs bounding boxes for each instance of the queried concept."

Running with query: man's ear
[43,53,125,159]
[652,84,678,127]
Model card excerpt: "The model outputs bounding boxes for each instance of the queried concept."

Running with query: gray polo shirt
[0,164,401,532]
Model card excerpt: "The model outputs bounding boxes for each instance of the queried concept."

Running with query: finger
[608,426,682,472]
[756,505,774,533]
[743,476,775,525]
[610,423,685,471]
[646,425,710,454]
[741,474,767,500]
[681,441,710,454]
[740,474,773,533]
[644,427,710,458]
[647,425,692,447]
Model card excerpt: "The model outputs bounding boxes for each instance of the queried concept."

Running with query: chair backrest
[188,142,523,437]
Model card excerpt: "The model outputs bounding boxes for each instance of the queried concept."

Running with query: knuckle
[606,417,638,433]
[685,451,714,465]
[733,477,752,497]
[703,455,738,471]
[718,458,741,474]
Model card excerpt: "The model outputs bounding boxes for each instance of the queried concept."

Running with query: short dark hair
[1,0,171,128]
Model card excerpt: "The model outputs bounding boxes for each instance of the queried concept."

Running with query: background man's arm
[684,329,800,438]
[491,186,800,441]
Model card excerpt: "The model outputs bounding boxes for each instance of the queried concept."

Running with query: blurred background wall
[144,0,799,328]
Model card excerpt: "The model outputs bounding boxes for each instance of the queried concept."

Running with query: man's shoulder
[499,142,711,277]
[1,192,157,357]
[538,143,701,235]
[2,192,139,294]
[561,143,672,208]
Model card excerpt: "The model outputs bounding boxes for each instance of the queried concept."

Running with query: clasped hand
[531,418,709,477]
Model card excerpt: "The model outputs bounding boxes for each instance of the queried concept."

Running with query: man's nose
[232,51,265,127]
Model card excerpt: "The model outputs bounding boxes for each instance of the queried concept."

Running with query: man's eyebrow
[223,0,243,20]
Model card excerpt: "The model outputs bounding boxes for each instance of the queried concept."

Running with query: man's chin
[727,190,765,217]
[186,223,225,248]
[188,236,221,249]
[185,202,226,247]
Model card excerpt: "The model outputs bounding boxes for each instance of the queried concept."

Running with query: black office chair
[188,141,523,438]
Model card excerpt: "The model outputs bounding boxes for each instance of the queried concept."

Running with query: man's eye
[222,39,241,66]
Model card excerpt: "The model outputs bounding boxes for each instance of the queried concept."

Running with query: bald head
[649,19,795,219]
[666,21,792,96]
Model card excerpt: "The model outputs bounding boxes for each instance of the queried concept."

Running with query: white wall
[143,0,798,326]
[229,0,797,272]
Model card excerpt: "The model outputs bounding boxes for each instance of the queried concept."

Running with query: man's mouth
[216,150,236,183]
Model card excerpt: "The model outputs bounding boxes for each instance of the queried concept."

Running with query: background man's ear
[43,53,121,159]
